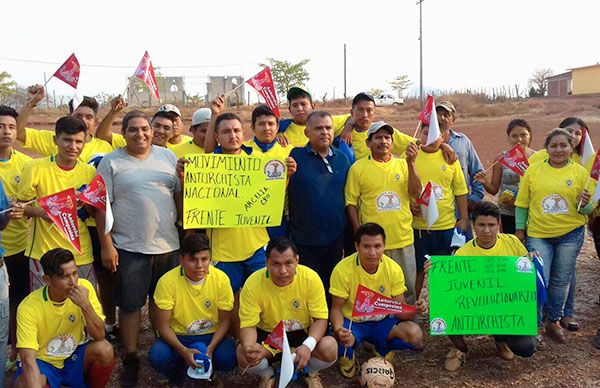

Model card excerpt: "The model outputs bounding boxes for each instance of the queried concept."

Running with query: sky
[2,0,599,103]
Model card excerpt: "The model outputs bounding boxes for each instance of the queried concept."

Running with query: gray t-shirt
[97,145,181,254]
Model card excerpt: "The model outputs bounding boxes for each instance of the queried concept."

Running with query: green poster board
[429,255,537,336]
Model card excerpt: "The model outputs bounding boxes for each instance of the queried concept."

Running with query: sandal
[560,317,580,332]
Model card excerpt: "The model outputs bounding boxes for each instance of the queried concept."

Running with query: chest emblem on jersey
[541,194,568,215]
[379,285,385,293]
[264,160,285,180]
[291,299,301,310]
[394,173,401,181]
[442,165,447,171]
[204,299,212,309]
[14,175,21,184]
[45,334,77,357]
[565,179,572,187]
[68,314,76,323]
[432,184,444,200]
[187,320,214,334]
[376,192,401,211]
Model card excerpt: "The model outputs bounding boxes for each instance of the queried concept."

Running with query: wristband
[302,336,317,352]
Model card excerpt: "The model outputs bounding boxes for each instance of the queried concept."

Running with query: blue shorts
[15,342,89,388]
[215,246,266,292]
[413,228,454,271]
[338,317,413,359]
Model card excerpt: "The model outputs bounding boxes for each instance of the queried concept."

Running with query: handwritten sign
[428,255,537,336]
[183,153,286,229]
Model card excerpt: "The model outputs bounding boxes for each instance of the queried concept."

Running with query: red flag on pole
[352,284,416,319]
[246,68,280,117]
[134,51,160,101]
[53,53,80,89]
[79,175,107,211]
[418,95,434,125]
[499,144,529,177]
[590,149,600,180]
[416,181,439,229]
[263,320,284,351]
[37,188,81,253]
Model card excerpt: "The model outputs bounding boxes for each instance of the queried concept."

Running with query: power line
[0,56,255,69]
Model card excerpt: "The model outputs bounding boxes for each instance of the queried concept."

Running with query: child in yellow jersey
[432,202,537,372]
[148,234,236,385]
[237,237,337,388]
[345,121,422,304]
[14,248,114,388]
[330,223,425,379]
[515,128,593,344]
[412,123,469,299]
[18,116,97,291]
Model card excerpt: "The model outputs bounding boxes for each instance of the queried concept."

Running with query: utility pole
[417,0,424,108]
[343,43,347,100]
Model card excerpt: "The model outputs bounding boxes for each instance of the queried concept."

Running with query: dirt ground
[5,95,600,387]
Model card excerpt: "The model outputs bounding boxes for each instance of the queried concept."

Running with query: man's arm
[239,326,271,366]
[16,85,46,144]
[455,194,469,232]
[155,307,200,368]
[405,143,422,197]
[95,95,126,144]
[330,295,354,348]
[15,348,44,388]
[68,285,105,340]
[94,207,118,273]
[345,205,360,233]
[203,96,226,153]
[294,318,328,371]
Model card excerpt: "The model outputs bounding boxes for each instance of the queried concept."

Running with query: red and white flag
[589,149,600,203]
[246,67,280,117]
[416,181,439,229]
[499,144,529,177]
[53,53,80,89]
[264,320,285,351]
[38,188,81,253]
[352,284,417,319]
[264,321,294,388]
[579,127,595,166]
[134,51,160,101]
[79,175,114,234]
[418,95,441,146]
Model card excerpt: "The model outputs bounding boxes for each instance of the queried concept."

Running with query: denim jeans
[564,272,576,318]
[0,262,9,384]
[526,226,584,324]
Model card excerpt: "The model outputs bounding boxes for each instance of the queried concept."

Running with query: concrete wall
[572,66,600,95]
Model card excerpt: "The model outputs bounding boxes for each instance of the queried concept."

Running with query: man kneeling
[148,234,236,385]
[330,223,425,378]
[14,248,114,388]
[237,237,337,388]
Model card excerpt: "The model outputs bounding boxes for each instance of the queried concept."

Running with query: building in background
[547,63,600,97]
[206,76,245,106]
[127,76,185,107]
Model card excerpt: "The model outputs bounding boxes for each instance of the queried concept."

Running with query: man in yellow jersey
[157,104,193,148]
[172,108,211,158]
[18,116,97,290]
[412,122,469,299]
[237,237,337,388]
[14,248,114,388]
[276,86,352,148]
[435,201,537,372]
[148,234,236,385]
[0,106,31,367]
[345,121,422,304]
[330,223,425,378]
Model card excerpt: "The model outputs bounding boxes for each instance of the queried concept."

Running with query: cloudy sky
[2,0,598,102]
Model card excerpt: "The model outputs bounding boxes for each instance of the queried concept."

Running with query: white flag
[278,329,295,388]
[104,195,114,235]
[426,97,441,146]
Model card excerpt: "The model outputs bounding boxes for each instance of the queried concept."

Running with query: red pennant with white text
[263,320,284,351]
[352,284,416,318]
[499,144,529,177]
[53,53,80,89]
[134,51,160,101]
[38,188,81,253]
[246,67,280,117]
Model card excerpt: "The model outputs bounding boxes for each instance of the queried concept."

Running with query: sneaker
[258,376,275,388]
[339,354,357,378]
[496,342,515,361]
[120,353,140,387]
[305,373,324,388]
[444,347,465,372]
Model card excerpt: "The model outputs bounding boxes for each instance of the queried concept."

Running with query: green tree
[0,71,17,101]
[368,88,384,97]
[389,75,412,98]
[259,58,310,100]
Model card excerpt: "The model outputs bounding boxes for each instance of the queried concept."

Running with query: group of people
[0,81,598,388]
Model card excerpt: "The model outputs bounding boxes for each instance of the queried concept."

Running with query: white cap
[367,121,394,137]
[157,104,181,117]
[192,108,211,126]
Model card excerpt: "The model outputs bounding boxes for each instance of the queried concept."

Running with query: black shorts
[5,251,30,305]
[113,249,178,312]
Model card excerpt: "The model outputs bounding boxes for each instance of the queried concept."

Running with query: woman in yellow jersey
[514,128,593,344]
[475,119,536,234]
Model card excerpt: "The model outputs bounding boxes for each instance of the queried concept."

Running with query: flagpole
[224,82,245,98]
[0,199,36,214]
[342,320,353,358]
[576,175,592,211]
[412,121,422,139]
[27,76,53,106]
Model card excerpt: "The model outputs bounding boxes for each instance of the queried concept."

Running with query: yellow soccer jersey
[244,139,292,158]
[529,149,582,166]
[239,265,328,333]
[412,149,468,230]
[284,114,350,148]
[208,228,269,263]
[22,128,114,164]
[110,133,126,149]
[154,265,234,335]
[337,127,416,161]
[515,160,591,238]
[0,150,32,256]
[167,135,193,150]
[173,141,205,159]
[16,279,104,368]
[345,156,413,249]
[330,253,407,322]
[454,234,527,257]
[18,157,95,265]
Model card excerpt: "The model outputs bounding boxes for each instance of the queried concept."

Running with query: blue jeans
[0,263,8,384]
[526,227,584,324]
[564,272,576,318]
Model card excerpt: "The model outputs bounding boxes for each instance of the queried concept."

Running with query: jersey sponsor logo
[432,183,444,200]
[376,191,401,212]
[187,319,215,335]
[283,319,305,331]
[541,194,568,215]
[45,334,77,357]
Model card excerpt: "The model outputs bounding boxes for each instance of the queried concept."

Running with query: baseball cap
[286,86,311,102]
[352,92,375,106]
[367,121,394,138]
[435,101,456,113]
[186,342,212,380]
[192,108,211,126]
[157,104,181,117]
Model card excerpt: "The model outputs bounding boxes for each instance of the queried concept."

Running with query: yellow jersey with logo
[330,253,406,322]
[154,265,234,335]
[244,139,292,159]
[335,127,416,161]
[18,157,95,265]
[239,265,328,333]
[412,149,469,230]
[345,156,413,249]
[167,135,193,150]
[0,150,32,255]
[22,128,114,164]
[16,279,104,368]
[454,234,527,257]
[285,114,350,148]
[172,141,205,159]
[515,160,591,238]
